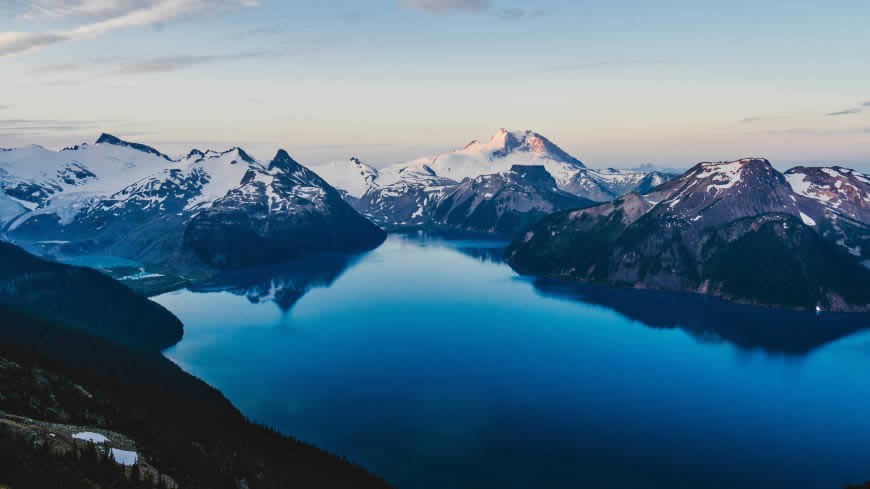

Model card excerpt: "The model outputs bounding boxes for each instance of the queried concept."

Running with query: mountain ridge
[506,158,870,311]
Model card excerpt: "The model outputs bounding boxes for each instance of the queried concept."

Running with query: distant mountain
[432,165,595,236]
[0,134,385,271]
[506,158,870,311]
[353,164,457,228]
[309,129,674,232]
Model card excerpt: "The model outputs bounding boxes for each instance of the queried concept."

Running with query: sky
[1,0,869,170]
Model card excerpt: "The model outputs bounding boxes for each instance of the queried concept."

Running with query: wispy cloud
[33,63,82,73]
[768,127,870,136]
[499,8,548,19]
[118,52,264,74]
[825,100,870,116]
[397,0,549,18]
[398,0,489,13]
[740,117,764,123]
[1,1,260,58]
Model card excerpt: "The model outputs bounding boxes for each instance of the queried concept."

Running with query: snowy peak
[482,129,585,167]
[307,157,378,199]
[96,133,173,161]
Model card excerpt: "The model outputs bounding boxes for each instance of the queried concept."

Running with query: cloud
[33,63,82,73]
[0,32,68,57]
[396,0,548,18]
[740,117,764,123]
[118,52,264,74]
[1,1,260,58]
[499,8,548,19]
[768,127,870,136]
[826,108,862,116]
[398,0,489,13]
[0,105,10,111]
[825,100,870,116]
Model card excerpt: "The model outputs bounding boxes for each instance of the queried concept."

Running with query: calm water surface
[157,234,870,489]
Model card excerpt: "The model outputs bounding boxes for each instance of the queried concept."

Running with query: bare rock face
[432,165,595,236]
[507,158,870,311]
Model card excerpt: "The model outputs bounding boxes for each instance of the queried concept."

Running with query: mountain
[0,135,385,271]
[182,150,385,269]
[0,241,182,350]
[432,165,595,236]
[309,129,675,232]
[353,164,458,228]
[308,157,378,200]
[506,158,870,311]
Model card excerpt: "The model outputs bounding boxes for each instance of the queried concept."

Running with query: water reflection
[190,252,364,311]
[529,277,870,355]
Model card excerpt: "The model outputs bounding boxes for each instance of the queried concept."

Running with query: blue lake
[156,233,870,489]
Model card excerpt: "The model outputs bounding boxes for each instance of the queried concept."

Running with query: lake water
[156,233,870,489]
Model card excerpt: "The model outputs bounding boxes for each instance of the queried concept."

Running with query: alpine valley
[2,131,869,311]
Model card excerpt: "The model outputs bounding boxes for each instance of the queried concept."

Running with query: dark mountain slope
[0,241,182,350]
[0,306,393,489]
[507,159,870,311]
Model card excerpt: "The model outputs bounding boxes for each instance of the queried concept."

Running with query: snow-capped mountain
[0,134,385,270]
[354,164,458,227]
[506,158,870,311]
[308,129,676,231]
[307,157,378,200]
[183,150,384,269]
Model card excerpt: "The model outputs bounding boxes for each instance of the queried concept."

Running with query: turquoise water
[157,234,870,489]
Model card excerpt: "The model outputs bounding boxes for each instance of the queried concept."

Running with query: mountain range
[0,134,385,271]
[310,129,676,235]
[0,130,673,269]
[506,158,870,311]
[3,131,869,311]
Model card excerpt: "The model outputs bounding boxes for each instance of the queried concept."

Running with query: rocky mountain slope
[784,166,869,259]
[309,129,674,233]
[432,165,595,236]
[506,158,870,311]
[0,135,385,271]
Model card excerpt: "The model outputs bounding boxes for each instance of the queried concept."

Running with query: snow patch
[73,432,109,443]
[109,448,138,466]
[799,212,816,226]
